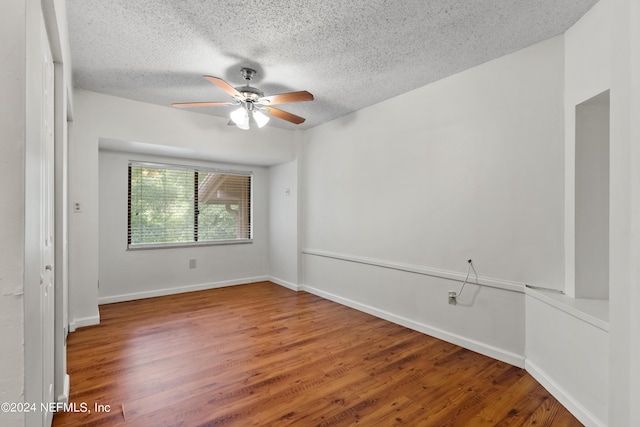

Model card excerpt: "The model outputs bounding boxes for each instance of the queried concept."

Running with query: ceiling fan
[172,67,314,130]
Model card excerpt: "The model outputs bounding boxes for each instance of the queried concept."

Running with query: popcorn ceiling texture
[67,0,597,130]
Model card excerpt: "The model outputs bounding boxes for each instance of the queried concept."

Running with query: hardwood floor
[53,282,582,426]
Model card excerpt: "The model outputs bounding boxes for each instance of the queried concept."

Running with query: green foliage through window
[128,162,251,248]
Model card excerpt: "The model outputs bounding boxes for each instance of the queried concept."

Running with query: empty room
[1,0,639,426]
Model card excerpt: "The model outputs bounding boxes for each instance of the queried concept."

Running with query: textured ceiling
[67,0,597,130]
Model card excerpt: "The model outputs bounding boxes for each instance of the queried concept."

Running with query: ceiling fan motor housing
[236,85,264,102]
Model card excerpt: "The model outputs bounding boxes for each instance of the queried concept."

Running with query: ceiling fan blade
[172,101,234,108]
[264,106,306,125]
[260,90,314,105]
[203,75,242,98]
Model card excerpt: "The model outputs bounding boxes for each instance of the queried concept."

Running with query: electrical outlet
[189,259,196,269]
[448,292,457,305]
[73,202,82,213]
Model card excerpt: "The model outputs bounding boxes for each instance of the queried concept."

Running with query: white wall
[301,36,565,365]
[525,1,640,425]
[69,89,297,327]
[0,0,27,425]
[304,37,565,288]
[564,0,612,298]
[608,0,640,425]
[303,254,526,366]
[575,91,610,299]
[98,149,269,302]
[526,3,612,426]
[525,292,608,426]
[268,157,300,289]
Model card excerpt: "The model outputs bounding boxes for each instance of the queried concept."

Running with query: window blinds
[128,162,252,248]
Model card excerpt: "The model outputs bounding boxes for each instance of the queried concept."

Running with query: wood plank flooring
[53,281,583,426]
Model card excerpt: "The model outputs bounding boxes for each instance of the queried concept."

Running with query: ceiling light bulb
[236,118,250,130]
[253,110,270,128]
[230,106,250,130]
[230,107,248,125]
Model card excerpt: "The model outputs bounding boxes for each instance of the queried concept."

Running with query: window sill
[127,239,253,250]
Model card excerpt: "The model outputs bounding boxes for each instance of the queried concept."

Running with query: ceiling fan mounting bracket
[240,67,256,82]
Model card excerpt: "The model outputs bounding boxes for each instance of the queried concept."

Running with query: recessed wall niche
[575,90,610,300]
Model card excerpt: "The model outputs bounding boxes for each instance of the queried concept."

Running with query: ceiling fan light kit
[172,67,314,130]
[252,110,270,128]
[230,103,270,129]
[230,106,250,129]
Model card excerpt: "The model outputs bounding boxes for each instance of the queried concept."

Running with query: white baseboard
[97,276,269,305]
[525,359,605,427]
[300,284,525,368]
[69,314,100,332]
[269,276,300,291]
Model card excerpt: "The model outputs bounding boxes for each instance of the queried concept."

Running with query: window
[128,162,252,249]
